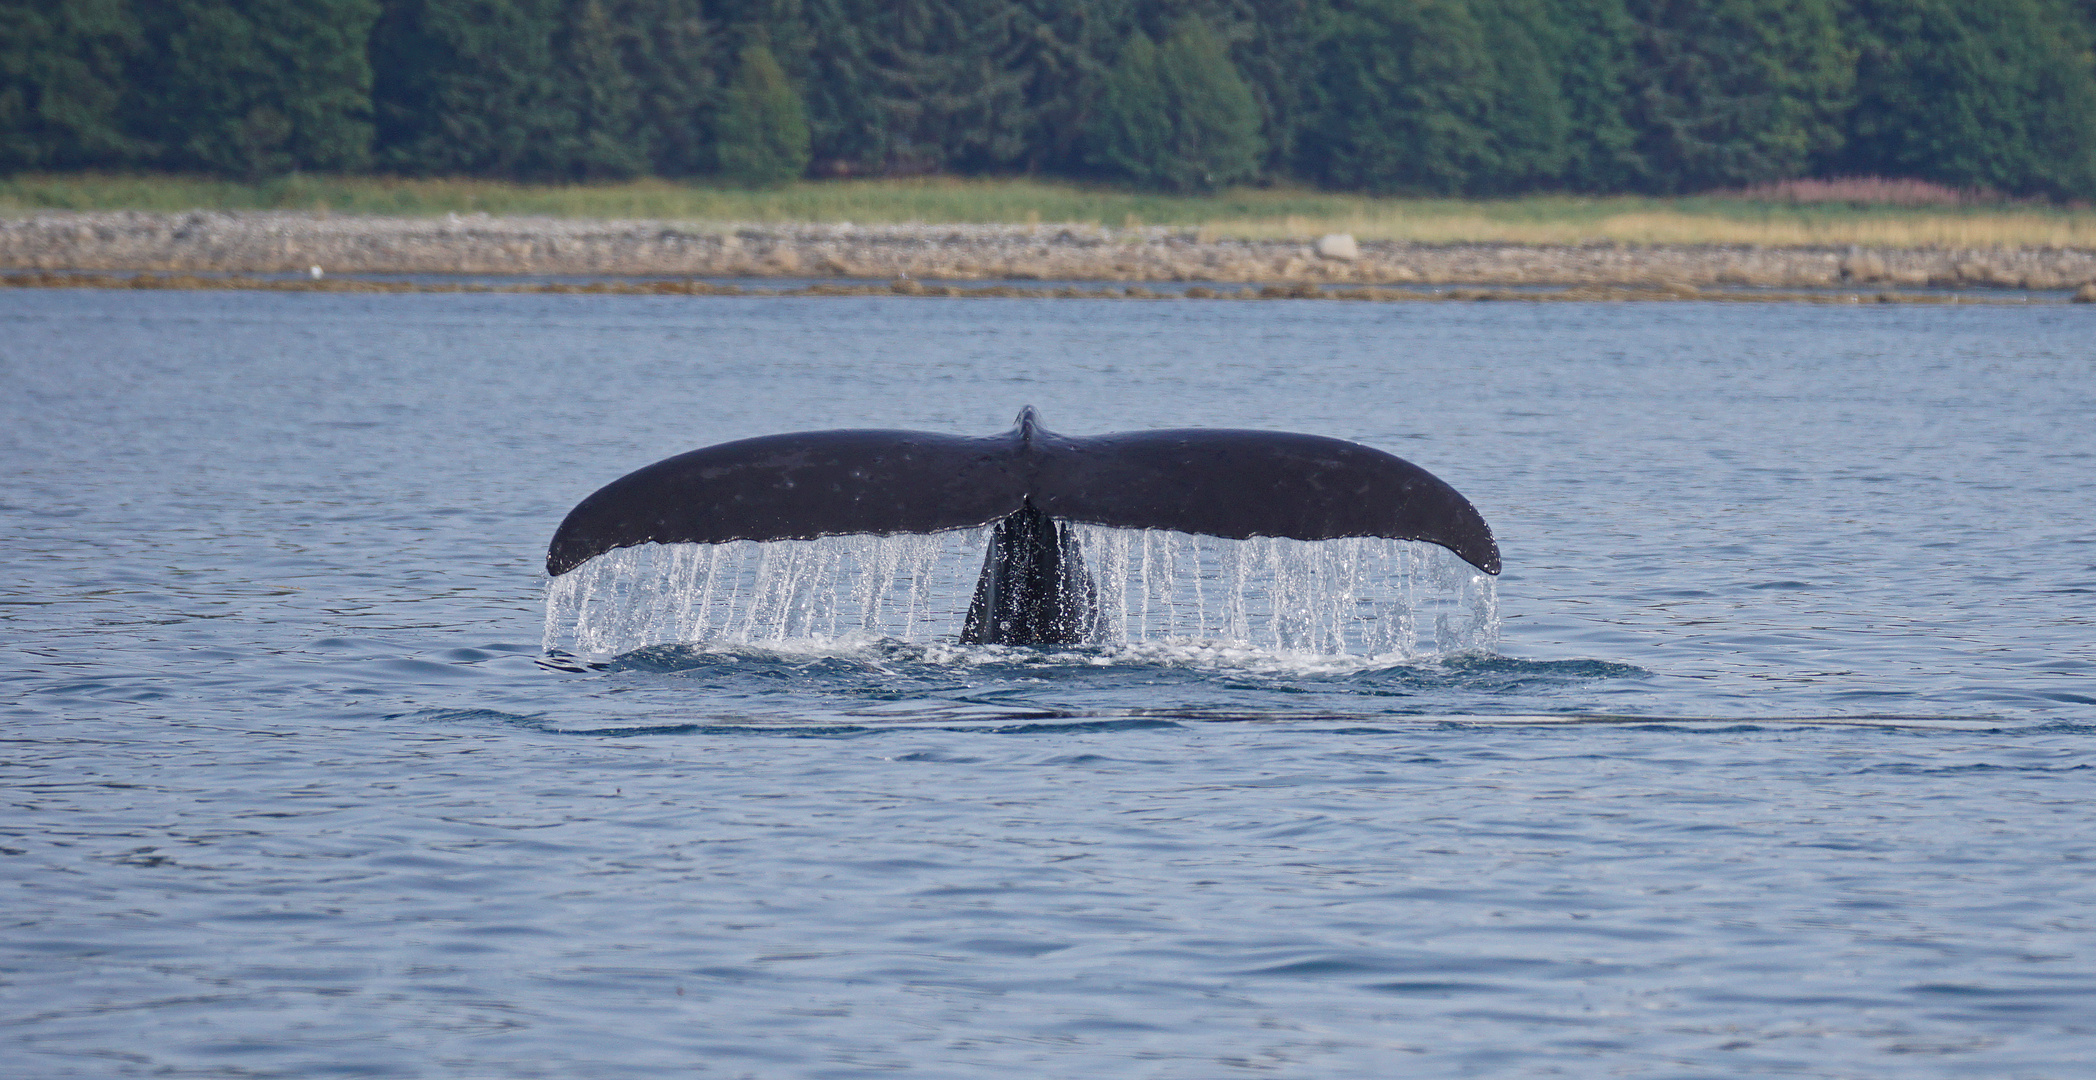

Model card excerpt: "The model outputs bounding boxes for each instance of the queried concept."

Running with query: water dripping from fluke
[542,530,1499,666]
[543,408,1502,664]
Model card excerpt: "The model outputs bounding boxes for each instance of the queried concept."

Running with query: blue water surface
[2,289,2092,1077]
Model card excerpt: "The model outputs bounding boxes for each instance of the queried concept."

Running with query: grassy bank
[5,173,2095,249]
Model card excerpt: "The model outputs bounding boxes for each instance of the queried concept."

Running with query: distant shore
[6,210,2096,293]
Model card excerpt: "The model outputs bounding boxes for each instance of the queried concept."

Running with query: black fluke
[961,499,1098,646]
[547,407,1500,646]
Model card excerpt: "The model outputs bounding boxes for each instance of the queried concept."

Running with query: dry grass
[1214,209,2096,248]
[1722,176,1991,207]
[5,172,2093,249]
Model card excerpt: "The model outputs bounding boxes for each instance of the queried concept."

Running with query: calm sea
[3,289,2092,1077]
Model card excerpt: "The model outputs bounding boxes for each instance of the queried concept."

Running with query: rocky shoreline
[6,209,2096,291]
[15,268,2081,307]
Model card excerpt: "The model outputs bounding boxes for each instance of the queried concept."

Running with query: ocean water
[2,289,2092,1077]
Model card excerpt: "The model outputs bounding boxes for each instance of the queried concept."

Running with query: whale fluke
[548,408,1498,645]
[961,499,1099,645]
[546,426,1026,578]
[549,407,1498,575]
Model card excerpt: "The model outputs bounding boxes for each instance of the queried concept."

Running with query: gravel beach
[7,209,2096,291]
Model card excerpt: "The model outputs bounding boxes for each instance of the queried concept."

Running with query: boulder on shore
[1315,233,1359,261]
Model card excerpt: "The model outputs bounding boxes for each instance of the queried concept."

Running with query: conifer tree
[0,0,142,171]
[797,0,1045,175]
[1467,0,1570,190]
[1156,16,1265,189]
[1086,31,1171,185]
[370,0,572,177]
[1840,0,2096,198]
[1620,0,1853,192]
[715,41,810,185]
[1001,0,1130,173]
[1525,0,1639,190]
[561,0,646,178]
[1219,0,1324,180]
[140,0,380,176]
[1087,17,1263,192]
[1303,0,1543,194]
[11,0,2096,199]
[624,0,717,175]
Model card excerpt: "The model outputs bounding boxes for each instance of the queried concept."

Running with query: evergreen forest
[5,0,2096,199]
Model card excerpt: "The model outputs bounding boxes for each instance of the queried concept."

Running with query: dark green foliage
[1090,1,1320,180]
[0,0,142,170]
[1531,0,1642,190]
[1086,18,1263,191]
[713,0,812,72]
[623,0,718,175]
[1619,0,1854,192]
[372,0,717,179]
[1086,33,1170,184]
[139,0,380,176]
[1468,0,1571,189]
[795,0,1175,178]
[370,0,571,176]
[561,0,647,179]
[715,42,811,185]
[1302,0,1564,195]
[1213,1,1323,178]
[800,0,1036,174]
[1152,17,1266,189]
[1840,0,2096,198]
[10,0,2096,199]
[999,0,1133,173]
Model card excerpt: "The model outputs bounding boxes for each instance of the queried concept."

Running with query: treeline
[5,0,2096,198]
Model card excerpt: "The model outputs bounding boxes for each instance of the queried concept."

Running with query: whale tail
[548,408,1498,646]
[961,498,1098,646]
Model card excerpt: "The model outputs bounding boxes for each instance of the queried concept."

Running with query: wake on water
[544,528,1499,671]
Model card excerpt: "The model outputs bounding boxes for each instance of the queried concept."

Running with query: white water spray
[544,529,1497,661]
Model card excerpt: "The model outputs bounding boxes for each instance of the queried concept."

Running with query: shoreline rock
[5,210,2095,290]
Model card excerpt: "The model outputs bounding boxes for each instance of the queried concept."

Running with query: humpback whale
[547,407,1499,646]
